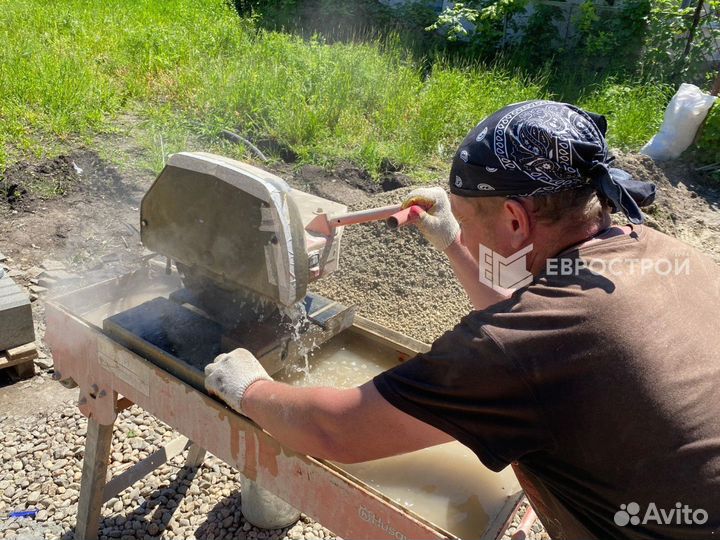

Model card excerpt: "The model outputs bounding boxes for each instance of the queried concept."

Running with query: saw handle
[308,203,429,236]
[326,204,402,228]
[386,205,424,230]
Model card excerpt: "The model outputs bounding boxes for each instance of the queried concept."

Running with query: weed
[693,104,720,179]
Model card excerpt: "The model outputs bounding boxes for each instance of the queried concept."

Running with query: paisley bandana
[449,100,656,224]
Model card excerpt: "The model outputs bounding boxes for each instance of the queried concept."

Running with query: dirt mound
[379,171,413,192]
[256,136,299,163]
[0,151,141,214]
[291,163,372,208]
[615,152,720,263]
[1,155,79,209]
[287,161,415,209]
[0,150,147,273]
[73,150,137,200]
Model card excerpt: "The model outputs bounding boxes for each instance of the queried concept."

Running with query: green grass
[577,82,674,150]
[0,0,670,179]
[693,104,720,180]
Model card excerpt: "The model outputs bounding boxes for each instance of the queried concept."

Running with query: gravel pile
[0,404,335,540]
[311,187,472,344]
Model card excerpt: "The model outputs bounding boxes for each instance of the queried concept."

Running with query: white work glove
[204,348,271,415]
[401,187,460,252]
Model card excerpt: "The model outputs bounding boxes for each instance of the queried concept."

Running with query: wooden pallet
[0,342,37,379]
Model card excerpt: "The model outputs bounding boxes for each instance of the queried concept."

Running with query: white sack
[640,83,717,161]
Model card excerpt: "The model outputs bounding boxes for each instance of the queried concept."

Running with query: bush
[428,0,718,89]
[694,104,720,175]
[639,0,720,85]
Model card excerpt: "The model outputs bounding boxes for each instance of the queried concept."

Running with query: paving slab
[0,275,35,351]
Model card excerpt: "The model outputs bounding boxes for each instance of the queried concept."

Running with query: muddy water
[278,333,520,538]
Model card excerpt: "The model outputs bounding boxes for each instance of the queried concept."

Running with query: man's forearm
[241,380,453,463]
[242,380,356,461]
[444,235,508,310]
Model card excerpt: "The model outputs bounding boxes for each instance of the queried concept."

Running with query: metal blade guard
[105,152,355,378]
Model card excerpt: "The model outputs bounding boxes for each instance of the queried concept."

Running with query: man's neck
[526,215,625,276]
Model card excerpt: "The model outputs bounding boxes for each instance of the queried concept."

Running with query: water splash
[279,301,315,381]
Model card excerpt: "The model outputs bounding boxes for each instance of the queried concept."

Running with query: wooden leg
[185,443,206,468]
[11,361,34,380]
[75,419,114,540]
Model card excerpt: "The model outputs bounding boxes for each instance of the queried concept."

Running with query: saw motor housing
[141,152,346,308]
[115,152,354,378]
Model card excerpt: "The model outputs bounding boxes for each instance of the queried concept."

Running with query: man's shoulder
[469,224,719,359]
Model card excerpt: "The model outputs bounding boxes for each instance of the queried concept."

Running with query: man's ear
[502,198,532,250]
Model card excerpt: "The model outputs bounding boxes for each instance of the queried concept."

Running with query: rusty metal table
[46,266,522,540]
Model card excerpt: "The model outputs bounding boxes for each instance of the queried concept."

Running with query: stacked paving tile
[0,269,34,353]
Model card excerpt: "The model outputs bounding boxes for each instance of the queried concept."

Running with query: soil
[0,150,146,272]
[1,155,79,209]
[615,152,720,263]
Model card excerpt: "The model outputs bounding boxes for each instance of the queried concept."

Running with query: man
[205,101,720,539]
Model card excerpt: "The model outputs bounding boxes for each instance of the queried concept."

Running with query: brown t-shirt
[374,226,720,540]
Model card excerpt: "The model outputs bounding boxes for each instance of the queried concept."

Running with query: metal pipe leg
[239,474,300,529]
[75,419,114,540]
[185,443,206,468]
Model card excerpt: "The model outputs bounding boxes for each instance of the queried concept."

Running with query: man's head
[451,186,610,263]
[448,101,655,267]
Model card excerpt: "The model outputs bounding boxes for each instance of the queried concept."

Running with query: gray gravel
[0,404,335,540]
[311,187,472,344]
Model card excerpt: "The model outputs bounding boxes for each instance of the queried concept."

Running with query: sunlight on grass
[0,0,670,176]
